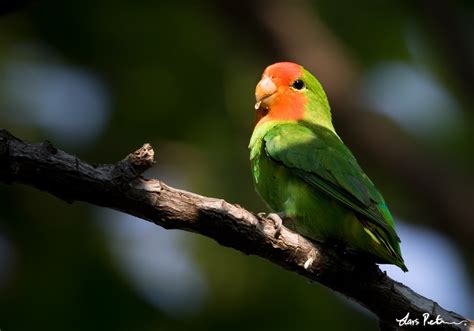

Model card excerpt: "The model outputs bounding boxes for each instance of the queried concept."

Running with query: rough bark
[0,129,471,330]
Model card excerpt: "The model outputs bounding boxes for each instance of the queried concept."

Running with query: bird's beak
[255,75,277,110]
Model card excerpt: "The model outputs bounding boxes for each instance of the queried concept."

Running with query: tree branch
[0,128,471,330]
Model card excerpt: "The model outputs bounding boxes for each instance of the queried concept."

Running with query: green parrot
[249,62,407,271]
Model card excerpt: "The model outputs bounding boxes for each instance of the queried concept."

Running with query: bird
[249,62,407,271]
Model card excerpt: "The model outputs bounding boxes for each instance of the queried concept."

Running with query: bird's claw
[304,256,314,270]
[304,250,317,270]
[258,212,283,238]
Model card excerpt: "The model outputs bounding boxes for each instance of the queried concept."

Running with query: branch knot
[124,143,155,173]
[111,143,156,189]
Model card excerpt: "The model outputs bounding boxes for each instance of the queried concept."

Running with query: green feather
[250,64,407,271]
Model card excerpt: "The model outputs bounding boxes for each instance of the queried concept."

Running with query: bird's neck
[303,106,337,135]
[256,93,336,134]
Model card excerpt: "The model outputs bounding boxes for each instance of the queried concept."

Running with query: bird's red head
[255,62,306,126]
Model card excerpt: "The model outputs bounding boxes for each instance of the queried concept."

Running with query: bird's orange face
[255,62,306,125]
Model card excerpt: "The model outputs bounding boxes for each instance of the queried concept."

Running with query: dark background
[0,0,473,330]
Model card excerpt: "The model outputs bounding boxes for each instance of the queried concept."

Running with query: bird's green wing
[263,122,402,258]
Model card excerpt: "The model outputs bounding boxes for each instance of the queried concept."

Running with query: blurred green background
[0,0,473,330]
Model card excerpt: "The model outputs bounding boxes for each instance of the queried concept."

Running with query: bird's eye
[291,79,305,90]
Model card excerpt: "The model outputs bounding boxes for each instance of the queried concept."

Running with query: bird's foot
[257,212,284,238]
[304,250,317,270]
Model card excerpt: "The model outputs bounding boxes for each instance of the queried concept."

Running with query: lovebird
[249,62,407,271]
